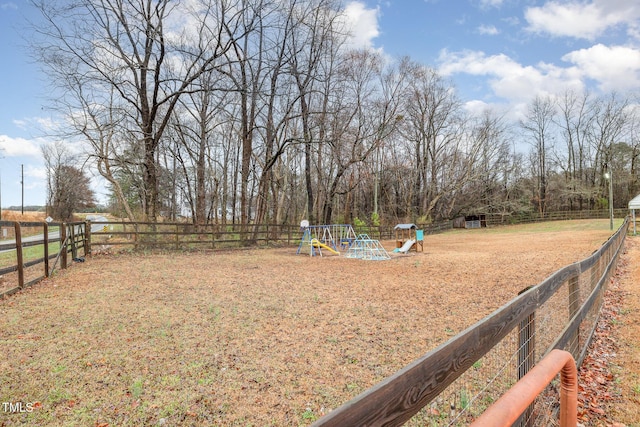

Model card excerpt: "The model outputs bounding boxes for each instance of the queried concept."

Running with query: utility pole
[608,170,614,231]
[21,164,24,215]
[604,170,613,231]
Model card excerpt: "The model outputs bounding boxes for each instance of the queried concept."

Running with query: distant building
[453,214,487,229]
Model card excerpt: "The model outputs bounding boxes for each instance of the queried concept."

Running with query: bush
[371,212,380,226]
[353,217,366,228]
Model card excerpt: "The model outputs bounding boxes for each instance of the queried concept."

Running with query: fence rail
[84,210,622,251]
[484,208,628,226]
[0,221,88,298]
[85,220,458,250]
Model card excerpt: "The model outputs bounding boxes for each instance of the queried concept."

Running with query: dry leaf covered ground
[0,219,636,426]
[587,235,640,427]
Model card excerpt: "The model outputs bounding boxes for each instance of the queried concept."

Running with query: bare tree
[55,82,140,221]
[628,106,640,198]
[289,0,345,225]
[32,0,242,220]
[251,0,300,227]
[315,49,404,224]
[459,111,515,214]
[29,0,640,226]
[555,90,596,210]
[521,95,557,215]
[42,142,96,221]
[588,92,631,207]
[169,67,232,225]
[400,61,466,221]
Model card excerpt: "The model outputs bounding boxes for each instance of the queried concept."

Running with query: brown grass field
[1,211,48,222]
[0,218,637,426]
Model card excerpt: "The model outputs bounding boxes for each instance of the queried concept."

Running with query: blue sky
[1,0,47,209]
[1,0,639,209]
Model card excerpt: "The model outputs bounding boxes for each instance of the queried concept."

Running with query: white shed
[629,194,640,234]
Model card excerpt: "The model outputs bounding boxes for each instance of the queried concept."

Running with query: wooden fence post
[69,223,77,260]
[568,275,580,357]
[266,223,269,245]
[14,222,24,288]
[85,221,91,256]
[134,223,139,250]
[60,223,68,269]
[517,285,536,427]
[44,222,50,277]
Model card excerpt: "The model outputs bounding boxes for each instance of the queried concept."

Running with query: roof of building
[629,194,640,209]
[394,223,417,230]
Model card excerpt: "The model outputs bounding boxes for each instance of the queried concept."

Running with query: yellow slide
[311,239,340,255]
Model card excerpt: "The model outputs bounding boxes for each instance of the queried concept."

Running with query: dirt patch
[0,221,629,426]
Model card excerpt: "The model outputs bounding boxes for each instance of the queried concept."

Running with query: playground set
[297,222,423,260]
[344,234,391,260]
[297,224,392,260]
[393,223,424,253]
[296,224,357,257]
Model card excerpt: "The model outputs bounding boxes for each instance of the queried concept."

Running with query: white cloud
[562,44,640,91]
[25,164,47,182]
[479,0,505,8]
[0,135,41,157]
[478,24,499,36]
[525,1,640,40]
[437,49,585,106]
[164,0,218,45]
[437,43,640,119]
[463,99,493,116]
[340,1,380,50]
[13,116,60,134]
[503,16,520,27]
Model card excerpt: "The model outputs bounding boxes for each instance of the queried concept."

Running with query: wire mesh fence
[313,218,628,426]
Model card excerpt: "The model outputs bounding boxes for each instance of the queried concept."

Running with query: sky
[0,0,639,209]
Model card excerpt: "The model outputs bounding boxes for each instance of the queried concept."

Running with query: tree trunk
[143,136,158,221]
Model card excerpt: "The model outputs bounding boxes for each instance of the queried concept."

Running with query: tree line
[33,0,639,224]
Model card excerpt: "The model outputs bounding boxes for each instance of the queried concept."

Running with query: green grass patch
[0,242,61,269]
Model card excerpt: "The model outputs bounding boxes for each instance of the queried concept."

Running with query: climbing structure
[344,234,391,261]
[296,224,356,256]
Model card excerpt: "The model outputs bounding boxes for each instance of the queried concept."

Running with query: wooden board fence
[0,221,87,298]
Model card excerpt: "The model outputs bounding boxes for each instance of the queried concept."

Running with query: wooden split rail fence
[0,221,88,298]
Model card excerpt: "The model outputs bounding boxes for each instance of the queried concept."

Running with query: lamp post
[604,171,613,231]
